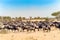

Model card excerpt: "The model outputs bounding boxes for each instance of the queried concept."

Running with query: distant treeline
[0,16,56,22]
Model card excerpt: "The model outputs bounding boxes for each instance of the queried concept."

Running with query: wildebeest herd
[0,21,60,32]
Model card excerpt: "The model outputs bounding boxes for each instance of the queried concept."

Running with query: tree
[29,16,32,20]
[18,17,22,21]
[18,17,22,19]
[22,17,26,20]
[51,11,60,16]
[34,17,40,19]
[34,17,37,19]
[51,11,60,21]
[0,16,1,19]
[3,16,11,21]
[45,17,49,21]
[37,16,40,19]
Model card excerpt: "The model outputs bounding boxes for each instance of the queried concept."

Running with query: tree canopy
[51,11,60,16]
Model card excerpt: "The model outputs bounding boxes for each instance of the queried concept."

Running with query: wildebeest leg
[46,27,51,32]
[48,27,51,32]
[43,28,45,32]
[33,29,35,32]
[29,29,35,32]
[27,29,29,32]
[30,29,32,32]
[46,29,50,32]
[43,28,48,32]
[22,28,25,32]
[38,28,39,31]
[46,29,48,32]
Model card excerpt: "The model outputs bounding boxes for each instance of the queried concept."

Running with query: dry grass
[0,29,8,34]
[0,29,60,40]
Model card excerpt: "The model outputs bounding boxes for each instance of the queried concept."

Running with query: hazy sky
[0,0,60,18]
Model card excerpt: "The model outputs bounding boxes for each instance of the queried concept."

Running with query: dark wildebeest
[53,22,60,30]
[19,22,36,32]
[3,23,19,32]
[37,21,51,32]
[42,21,51,32]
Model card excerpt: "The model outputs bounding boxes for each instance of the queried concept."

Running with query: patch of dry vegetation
[0,29,8,34]
[0,29,60,40]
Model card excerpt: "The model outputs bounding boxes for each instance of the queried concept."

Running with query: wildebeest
[18,22,36,32]
[0,21,53,32]
[53,22,60,29]
[3,23,19,32]
[36,21,51,32]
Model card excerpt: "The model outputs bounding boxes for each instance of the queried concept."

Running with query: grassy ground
[0,28,60,40]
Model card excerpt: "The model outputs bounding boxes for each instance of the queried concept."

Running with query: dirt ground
[0,29,60,40]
